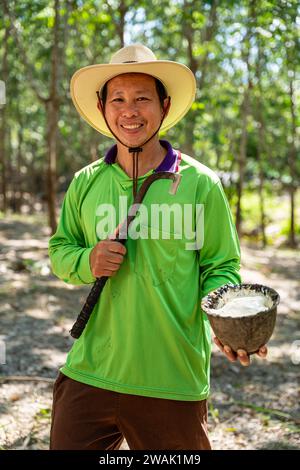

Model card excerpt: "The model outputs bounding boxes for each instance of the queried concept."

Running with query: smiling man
[48,44,267,451]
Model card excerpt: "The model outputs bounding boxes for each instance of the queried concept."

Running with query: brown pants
[50,372,211,450]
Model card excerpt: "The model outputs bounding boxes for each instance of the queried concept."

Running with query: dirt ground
[0,214,299,450]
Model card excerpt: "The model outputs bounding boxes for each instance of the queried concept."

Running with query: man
[48,44,267,450]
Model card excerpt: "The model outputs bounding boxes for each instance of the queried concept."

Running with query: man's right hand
[89,240,127,278]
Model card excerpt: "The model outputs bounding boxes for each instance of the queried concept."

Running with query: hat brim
[70,61,196,138]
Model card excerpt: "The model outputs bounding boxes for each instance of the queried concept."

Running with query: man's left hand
[213,337,268,367]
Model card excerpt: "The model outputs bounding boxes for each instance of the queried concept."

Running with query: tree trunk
[0,107,7,213]
[257,146,267,247]
[255,38,267,247]
[106,0,126,47]
[90,131,100,162]
[46,0,61,234]
[46,100,58,233]
[287,76,297,248]
[118,0,126,47]
[235,86,250,237]
[15,123,24,212]
[182,0,218,157]
[235,1,255,236]
[0,24,9,213]
[198,0,218,91]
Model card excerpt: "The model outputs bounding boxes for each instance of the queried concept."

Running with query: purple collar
[104,140,178,173]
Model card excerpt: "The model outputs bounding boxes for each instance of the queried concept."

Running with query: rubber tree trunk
[235,86,250,237]
[0,24,9,213]
[46,100,59,233]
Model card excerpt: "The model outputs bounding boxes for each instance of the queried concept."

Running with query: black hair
[100,76,167,108]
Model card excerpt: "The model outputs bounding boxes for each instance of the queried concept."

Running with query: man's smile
[120,123,145,133]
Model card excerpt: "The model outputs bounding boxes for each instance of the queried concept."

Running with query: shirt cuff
[77,247,97,284]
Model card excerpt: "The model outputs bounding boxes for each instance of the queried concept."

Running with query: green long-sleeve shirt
[48,149,241,401]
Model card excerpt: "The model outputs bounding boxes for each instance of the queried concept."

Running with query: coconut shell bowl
[201,283,280,354]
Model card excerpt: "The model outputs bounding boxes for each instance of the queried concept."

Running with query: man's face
[104,73,168,148]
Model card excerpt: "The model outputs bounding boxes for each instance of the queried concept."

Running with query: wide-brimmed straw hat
[70,44,196,138]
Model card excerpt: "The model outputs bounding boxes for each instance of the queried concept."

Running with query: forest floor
[0,213,299,450]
